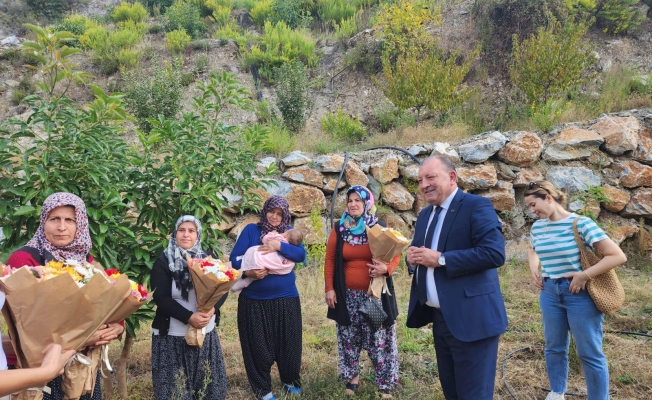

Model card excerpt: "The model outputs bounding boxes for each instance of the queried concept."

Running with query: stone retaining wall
[217,109,652,251]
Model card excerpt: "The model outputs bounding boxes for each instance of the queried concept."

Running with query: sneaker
[260,393,275,400]
[283,384,303,395]
[545,392,565,400]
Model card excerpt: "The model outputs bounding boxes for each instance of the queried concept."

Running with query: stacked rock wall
[218,109,652,249]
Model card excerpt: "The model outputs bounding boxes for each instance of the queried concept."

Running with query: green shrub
[0,48,24,67]
[112,1,148,22]
[53,14,95,45]
[317,0,356,25]
[595,0,645,34]
[79,21,145,74]
[471,0,579,53]
[510,22,595,104]
[243,21,317,81]
[372,100,414,132]
[233,0,257,10]
[374,0,440,59]
[165,0,207,38]
[148,24,164,34]
[274,60,314,132]
[334,11,362,41]
[11,77,35,105]
[122,60,183,132]
[195,54,210,74]
[270,0,304,29]
[322,108,366,143]
[211,5,232,26]
[25,0,80,19]
[378,46,478,119]
[530,98,570,132]
[343,40,382,73]
[213,22,250,49]
[190,39,211,50]
[166,29,191,53]
[250,0,273,26]
[262,121,296,157]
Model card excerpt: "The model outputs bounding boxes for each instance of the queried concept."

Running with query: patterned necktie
[418,206,442,305]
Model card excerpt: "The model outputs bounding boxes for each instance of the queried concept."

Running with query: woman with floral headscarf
[324,186,400,398]
[229,195,306,400]
[150,215,228,400]
[6,192,124,400]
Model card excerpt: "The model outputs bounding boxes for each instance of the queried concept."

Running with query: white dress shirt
[421,188,458,308]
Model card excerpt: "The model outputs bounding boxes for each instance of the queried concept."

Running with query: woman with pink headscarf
[6,192,123,400]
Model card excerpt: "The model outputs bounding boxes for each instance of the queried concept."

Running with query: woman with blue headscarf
[150,216,228,400]
[324,186,400,398]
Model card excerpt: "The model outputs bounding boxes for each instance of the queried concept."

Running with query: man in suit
[406,156,508,400]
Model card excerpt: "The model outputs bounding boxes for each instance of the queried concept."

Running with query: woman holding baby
[324,185,400,398]
[229,195,306,400]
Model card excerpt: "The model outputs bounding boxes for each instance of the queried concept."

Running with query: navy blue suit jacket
[406,190,508,342]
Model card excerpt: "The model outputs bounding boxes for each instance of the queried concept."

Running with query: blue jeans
[540,278,609,399]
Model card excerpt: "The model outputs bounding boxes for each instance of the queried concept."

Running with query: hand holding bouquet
[185,256,239,347]
[365,225,411,298]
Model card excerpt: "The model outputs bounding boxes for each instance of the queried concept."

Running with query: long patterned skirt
[337,289,399,391]
[151,330,227,400]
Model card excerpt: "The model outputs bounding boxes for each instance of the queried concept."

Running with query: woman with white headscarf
[150,216,228,400]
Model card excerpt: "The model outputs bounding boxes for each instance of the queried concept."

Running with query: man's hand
[407,246,441,268]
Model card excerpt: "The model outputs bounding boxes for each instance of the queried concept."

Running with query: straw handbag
[572,217,625,315]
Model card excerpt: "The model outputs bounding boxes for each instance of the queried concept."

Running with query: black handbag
[359,295,387,329]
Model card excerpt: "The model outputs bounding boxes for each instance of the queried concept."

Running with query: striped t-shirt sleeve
[576,216,610,249]
[530,214,609,278]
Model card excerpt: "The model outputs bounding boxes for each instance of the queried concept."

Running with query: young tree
[378,47,479,121]
[509,21,595,104]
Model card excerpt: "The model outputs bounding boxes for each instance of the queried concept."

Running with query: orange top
[324,228,401,292]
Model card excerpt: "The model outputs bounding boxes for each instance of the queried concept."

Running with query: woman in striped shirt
[524,181,626,400]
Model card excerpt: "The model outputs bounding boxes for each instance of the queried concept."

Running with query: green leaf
[14,205,36,216]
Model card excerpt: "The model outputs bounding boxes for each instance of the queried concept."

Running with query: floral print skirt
[336,289,399,391]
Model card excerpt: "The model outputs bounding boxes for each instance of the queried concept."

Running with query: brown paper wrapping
[60,347,101,400]
[1,267,131,368]
[365,225,410,264]
[185,257,238,347]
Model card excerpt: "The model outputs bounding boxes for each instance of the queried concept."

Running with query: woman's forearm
[0,368,56,397]
[584,239,627,278]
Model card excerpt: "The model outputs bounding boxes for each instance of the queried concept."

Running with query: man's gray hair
[421,155,456,173]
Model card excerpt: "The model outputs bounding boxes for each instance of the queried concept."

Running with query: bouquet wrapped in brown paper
[185,256,240,347]
[1,265,131,400]
[365,225,411,298]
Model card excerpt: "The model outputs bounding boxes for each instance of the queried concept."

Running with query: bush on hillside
[317,0,356,26]
[471,0,580,53]
[510,22,595,104]
[243,21,317,81]
[378,46,478,120]
[250,0,273,26]
[374,0,441,60]
[79,21,145,74]
[274,60,314,132]
[112,2,148,22]
[52,14,96,46]
[165,0,207,39]
[166,29,191,53]
[595,0,645,34]
[25,0,80,20]
[122,60,183,133]
[321,109,366,143]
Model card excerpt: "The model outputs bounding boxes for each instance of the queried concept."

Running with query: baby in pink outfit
[231,229,303,294]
